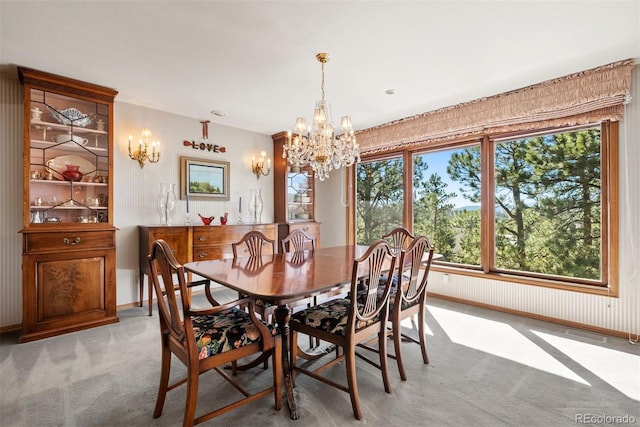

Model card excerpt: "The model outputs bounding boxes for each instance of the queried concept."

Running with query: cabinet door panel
[37,256,105,321]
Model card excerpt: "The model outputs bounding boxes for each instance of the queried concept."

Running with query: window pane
[494,127,601,280]
[413,147,481,265]
[356,158,404,245]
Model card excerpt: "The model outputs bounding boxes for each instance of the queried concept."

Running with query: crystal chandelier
[283,53,360,181]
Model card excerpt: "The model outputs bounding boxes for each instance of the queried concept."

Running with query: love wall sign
[183,120,227,153]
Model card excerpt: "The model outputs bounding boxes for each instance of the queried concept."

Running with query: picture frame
[180,156,230,201]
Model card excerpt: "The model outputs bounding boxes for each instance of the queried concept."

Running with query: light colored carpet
[1,293,638,426]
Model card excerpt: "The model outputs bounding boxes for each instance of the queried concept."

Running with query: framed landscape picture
[180,156,230,201]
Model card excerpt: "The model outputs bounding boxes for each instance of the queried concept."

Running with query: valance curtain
[356,59,635,155]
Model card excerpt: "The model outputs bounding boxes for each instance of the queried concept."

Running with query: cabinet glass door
[27,89,110,225]
[286,167,314,222]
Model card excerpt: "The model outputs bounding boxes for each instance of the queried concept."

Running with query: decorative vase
[248,188,263,223]
[62,164,83,182]
[156,183,177,225]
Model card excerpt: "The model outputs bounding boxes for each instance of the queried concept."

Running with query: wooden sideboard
[139,223,279,315]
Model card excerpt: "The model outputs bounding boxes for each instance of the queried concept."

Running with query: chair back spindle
[281,229,316,253]
[353,241,397,322]
[397,235,434,305]
[232,230,275,258]
[382,227,415,252]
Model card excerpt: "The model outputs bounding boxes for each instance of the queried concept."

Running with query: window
[491,127,604,282]
[355,156,404,245]
[413,146,481,266]
[354,122,617,292]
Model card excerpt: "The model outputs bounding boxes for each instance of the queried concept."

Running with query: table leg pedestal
[274,305,300,420]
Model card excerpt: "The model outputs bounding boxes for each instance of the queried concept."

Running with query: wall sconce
[251,150,271,179]
[128,128,160,168]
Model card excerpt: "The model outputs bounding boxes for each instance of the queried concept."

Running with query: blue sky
[417,148,479,208]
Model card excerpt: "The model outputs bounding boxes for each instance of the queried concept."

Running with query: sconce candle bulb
[251,150,271,179]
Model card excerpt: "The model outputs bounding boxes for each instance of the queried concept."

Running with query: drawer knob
[198,236,206,241]
[198,252,206,258]
[63,237,81,246]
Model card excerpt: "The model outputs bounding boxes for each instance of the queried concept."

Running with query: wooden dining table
[183,245,371,420]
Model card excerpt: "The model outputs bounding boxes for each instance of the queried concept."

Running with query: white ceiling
[1,1,638,136]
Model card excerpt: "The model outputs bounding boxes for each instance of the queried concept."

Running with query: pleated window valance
[356,59,634,155]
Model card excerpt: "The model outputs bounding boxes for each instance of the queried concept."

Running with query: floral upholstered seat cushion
[291,298,381,336]
[192,307,277,359]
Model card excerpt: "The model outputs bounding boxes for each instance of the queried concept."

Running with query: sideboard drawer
[192,224,278,247]
[288,222,320,237]
[24,231,115,254]
[193,244,234,261]
[192,225,255,247]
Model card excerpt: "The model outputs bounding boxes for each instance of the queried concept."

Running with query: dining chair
[148,239,282,426]
[356,235,434,381]
[142,237,211,316]
[231,230,278,369]
[280,229,319,348]
[232,231,276,316]
[237,230,316,346]
[387,235,434,380]
[382,226,415,252]
[280,229,316,253]
[231,230,276,258]
[289,239,397,420]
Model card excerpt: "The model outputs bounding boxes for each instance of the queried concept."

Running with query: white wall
[0,73,23,329]
[113,102,274,304]
[316,167,350,247]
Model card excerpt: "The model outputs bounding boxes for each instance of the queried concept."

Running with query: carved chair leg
[418,305,429,364]
[183,371,199,427]
[344,342,362,420]
[153,343,172,418]
[393,318,407,381]
[379,326,391,393]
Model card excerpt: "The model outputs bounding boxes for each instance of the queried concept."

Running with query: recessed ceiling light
[385,89,396,95]
[210,109,227,117]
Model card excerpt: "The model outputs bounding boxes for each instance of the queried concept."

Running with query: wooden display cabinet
[18,67,118,342]
[272,131,321,248]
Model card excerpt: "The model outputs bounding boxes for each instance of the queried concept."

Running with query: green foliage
[189,181,221,194]
[446,128,601,279]
[413,172,457,261]
[448,209,481,265]
[356,158,405,244]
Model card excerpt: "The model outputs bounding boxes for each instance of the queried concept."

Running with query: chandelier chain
[320,62,325,103]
